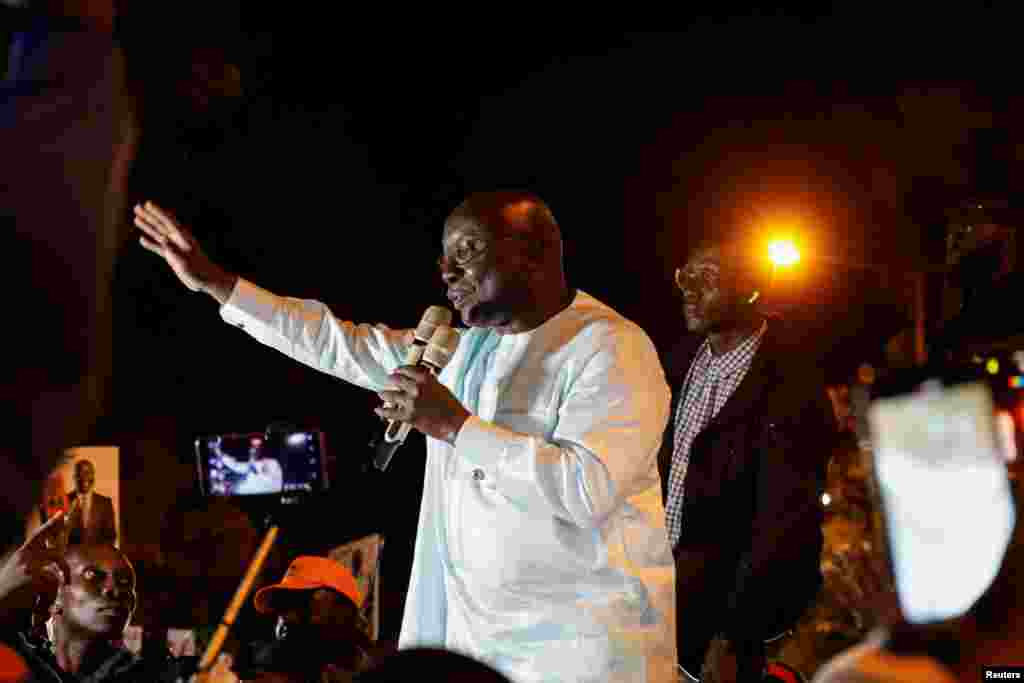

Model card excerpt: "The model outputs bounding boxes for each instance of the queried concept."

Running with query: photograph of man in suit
[67,459,117,546]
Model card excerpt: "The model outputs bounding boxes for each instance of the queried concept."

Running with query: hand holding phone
[868,381,1016,624]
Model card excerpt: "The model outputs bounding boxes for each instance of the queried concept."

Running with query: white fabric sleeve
[454,323,670,529]
[218,454,249,474]
[219,278,410,392]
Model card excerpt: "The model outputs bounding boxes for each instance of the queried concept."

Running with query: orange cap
[254,556,362,613]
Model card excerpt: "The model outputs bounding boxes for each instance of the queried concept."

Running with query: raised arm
[134,202,238,305]
[0,505,74,614]
[218,453,250,475]
[134,201,411,391]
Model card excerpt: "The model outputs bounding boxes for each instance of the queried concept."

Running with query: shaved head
[63,543,130,569]
[55,544,136,638]
[444,191,562,264]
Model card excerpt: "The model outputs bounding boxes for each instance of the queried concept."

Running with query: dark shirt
[238,633,373,682]
[4,631,192,683]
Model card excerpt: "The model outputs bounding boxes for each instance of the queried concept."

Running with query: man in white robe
[134,191,677,682]
[216,442,284,495]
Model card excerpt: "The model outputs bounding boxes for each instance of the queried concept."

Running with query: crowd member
[660,237,834,681]
[134,191,676,682]
[0,442,74,682]
[237,556,373,681]
[0,508,70,621]
[1,531,193,681]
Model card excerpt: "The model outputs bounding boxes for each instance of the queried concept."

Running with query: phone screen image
[868,381,1016,624]
[195,431,327,497]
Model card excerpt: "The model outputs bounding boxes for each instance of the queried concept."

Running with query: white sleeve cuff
[218,277,270,331]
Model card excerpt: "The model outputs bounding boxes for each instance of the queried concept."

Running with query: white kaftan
[220,279,676,682]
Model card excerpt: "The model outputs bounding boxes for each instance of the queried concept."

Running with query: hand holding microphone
[382,307,455,444]
[392,306,452,371]
[373,308,463,471]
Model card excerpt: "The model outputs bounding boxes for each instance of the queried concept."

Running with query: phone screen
[195,431,328,497]
[868,381,1015,624]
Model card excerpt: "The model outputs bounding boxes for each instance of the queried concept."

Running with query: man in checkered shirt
[657,237,836,682]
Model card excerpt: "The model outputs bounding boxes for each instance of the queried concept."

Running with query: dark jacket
[657,321,835,652]
[5,630,190,683]
[66,491,116,546]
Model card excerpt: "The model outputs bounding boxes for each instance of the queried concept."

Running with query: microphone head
[423,325,460,371]
[413,306,453,345]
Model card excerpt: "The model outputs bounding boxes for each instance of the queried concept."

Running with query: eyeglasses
[674,266,720,293]
[437,234,526,272]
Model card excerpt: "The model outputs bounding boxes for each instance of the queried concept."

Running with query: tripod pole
[198,524,280,672]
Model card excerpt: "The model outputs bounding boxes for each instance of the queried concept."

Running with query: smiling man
[134,190,676,682]
[659,238,835,682]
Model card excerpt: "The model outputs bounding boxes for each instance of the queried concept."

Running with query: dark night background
[6,4,1024,651]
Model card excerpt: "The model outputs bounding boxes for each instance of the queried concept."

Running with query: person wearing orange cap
[241,556,373,682]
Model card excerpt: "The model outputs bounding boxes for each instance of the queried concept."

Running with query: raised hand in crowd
[134,201,237,304]
[0,501,77,612]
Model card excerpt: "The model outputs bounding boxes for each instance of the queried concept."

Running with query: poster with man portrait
[27,446,121,547]
[328,534,383,640]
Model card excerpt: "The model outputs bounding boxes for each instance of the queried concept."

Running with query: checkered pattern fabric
[666,322,767,547]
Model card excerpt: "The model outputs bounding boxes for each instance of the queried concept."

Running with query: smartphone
[867,378,1015,624]
[195,430,329,497]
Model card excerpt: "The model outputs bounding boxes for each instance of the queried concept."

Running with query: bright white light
[767,239,800,267]
[821,492,832,506]
[287,432,307,447]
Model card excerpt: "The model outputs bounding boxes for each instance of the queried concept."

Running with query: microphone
[400,306,453,366]
[367,307,448,471]
[373,317,461,472]
[379,306,451,444]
